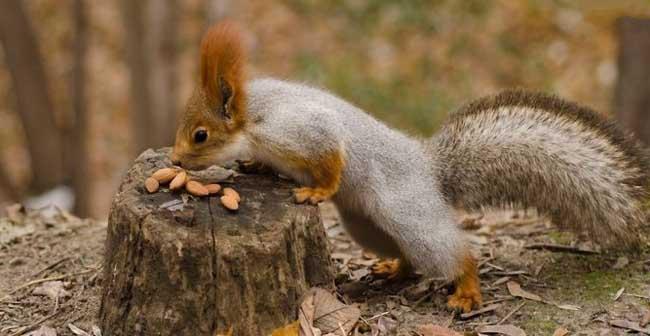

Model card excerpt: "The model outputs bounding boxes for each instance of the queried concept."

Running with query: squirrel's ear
[200,21,245,120]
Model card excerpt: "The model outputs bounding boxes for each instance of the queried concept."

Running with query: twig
[624,293,650,300]
[9,310,61,336]
[31,257,70,277]
[2,268,97,300]
[459,303,501,320]
[524,244,598,255]
[497,301,526,324]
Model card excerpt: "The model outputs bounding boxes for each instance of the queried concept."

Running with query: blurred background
[0,0,649,218]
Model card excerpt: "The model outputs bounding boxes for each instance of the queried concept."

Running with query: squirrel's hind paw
[447,290,482,313]
[293,187,332,205]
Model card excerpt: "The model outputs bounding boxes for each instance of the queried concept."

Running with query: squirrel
[170,22,650,313]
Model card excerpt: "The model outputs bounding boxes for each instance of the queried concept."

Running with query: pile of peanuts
[145,168,240,211]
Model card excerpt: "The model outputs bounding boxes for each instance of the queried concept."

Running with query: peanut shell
[152,168,177,184]
[144,177,159,193]
[205,184,221,194]
[169,171,187,190]
[186,180,209,197]
[220,195,239,211]
[223,187,240,202]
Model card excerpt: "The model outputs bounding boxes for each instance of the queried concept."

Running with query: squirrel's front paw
[293,187,332,205]
[371,259,413,281]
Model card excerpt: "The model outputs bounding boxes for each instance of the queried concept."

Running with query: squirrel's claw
[447,290,482,313]
[293,187,331,205]
[371,259,413,281]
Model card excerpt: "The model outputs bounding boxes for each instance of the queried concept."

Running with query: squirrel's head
[171,22,247,170]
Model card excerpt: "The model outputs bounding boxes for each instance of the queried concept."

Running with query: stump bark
[99,149,334,336]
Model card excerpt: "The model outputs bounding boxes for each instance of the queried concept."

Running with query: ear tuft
[200,20,246,118]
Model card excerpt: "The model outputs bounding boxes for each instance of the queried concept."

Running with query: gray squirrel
[170,22,649,312]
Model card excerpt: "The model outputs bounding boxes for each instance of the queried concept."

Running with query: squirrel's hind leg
[447,253,482,313]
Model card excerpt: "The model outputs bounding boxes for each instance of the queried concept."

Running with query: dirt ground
[0,202,649,335]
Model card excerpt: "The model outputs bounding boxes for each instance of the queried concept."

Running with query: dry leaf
[91,325,102,336]
[302,288,360,336]
[25,326,57,336]
[552,327,569,336]
[68,324,91,336]
[477,324,527,336]
[613,287,625,301]
[299,293,320,336]
[609,319,650,334]
[416,324,462,336]
[641,310,650,328]
[612,256,629,269]
[270,321,299,336]
[507,281,542,301]
[555,304,580,311]
[371,316,398,336]
[33,281,71,301]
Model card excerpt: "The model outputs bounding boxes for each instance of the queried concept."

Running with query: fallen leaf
[33,281,71,301]
[416,324,462,336]
[91,325,102,336]
[507,281,542,302]
[552,327,569,336]
[612,256,629,269]
[641,310,650,328]
[609,319,650,334]
[310,288,360,335]
[613,287,625,301]
[25,326,57,336]
[477,324,527,336]
[68,324,90,336]
[299,293,319,336]
[491,276,510,287]
[270,321,299,336]
[555,304,580,311]
[371,316,398,336]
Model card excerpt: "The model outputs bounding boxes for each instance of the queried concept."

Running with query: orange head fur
[171,21,247,170]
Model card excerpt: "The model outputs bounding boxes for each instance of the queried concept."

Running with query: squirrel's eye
[193,129,208,144]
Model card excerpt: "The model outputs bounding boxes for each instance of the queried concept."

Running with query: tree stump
[99,149,334,336]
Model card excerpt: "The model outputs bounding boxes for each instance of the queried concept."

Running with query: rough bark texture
[615,17,650,144]
[99,149,334,336]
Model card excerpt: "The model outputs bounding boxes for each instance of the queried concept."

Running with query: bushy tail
[431,90,649,248]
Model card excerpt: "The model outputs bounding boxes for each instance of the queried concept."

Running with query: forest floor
[0,203,649,336]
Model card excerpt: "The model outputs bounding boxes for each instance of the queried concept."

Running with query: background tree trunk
[99,149,334,336]
[0,0,64,193]
[614,17,650,145]
[70,0,91,216]
[121,0,178,154]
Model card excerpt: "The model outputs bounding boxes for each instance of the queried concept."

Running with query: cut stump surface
[99,149,334,336]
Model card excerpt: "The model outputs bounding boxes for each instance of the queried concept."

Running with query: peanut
[144,177,159,193]
[223,187,240,202]
[186,180,209,197]
[152,168,177,184]
[220,195,239,211]
[205,184,222,194]
[169,171,188,190]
